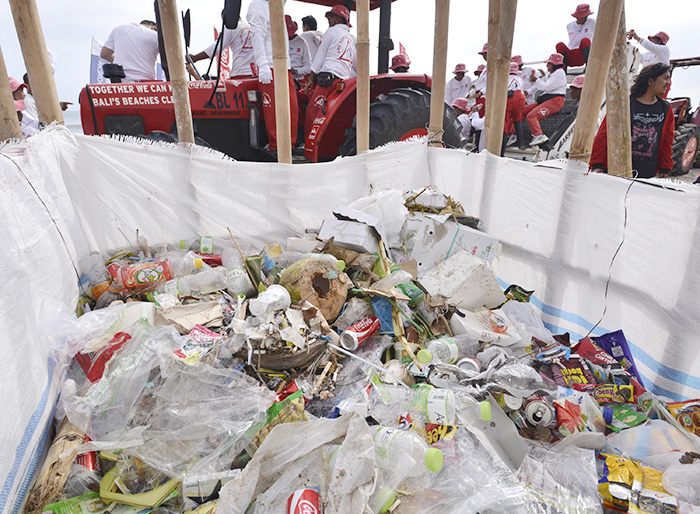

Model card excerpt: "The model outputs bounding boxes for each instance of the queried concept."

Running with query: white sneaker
[529,134,549,146]
[506,134,517,147]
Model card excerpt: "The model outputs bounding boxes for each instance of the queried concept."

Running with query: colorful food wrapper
[550,356,597,388]
[667,399,700,437]
[592,384,634,404]
[603,404,649,433]
[503,284,534,303]
[592,330,644,387]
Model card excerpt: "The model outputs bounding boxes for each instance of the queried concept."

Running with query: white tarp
[2,125,700,513]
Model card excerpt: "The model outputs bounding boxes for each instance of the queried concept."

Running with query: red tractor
[79,1,464,162]
[669,57,700,175]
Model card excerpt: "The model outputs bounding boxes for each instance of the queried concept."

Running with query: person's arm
[541,69,566,94]
[297,39,312,77]
[639,39,670,63]
[657,105,675,177]
[310,28,332,75]
[247,3,272,82]
[589,115,609,172]
[190,51,209,63]
[100,46,114,62]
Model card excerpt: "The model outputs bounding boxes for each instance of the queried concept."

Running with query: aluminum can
[524,397,556,427]
[340,315,381,351]
[287,488,322,514]
[456,357,481,373]
[495,393,523,411]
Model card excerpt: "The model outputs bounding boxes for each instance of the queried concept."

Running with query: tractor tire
[671,123,699,176]
[141,131,210,148]
[339,88,465,156]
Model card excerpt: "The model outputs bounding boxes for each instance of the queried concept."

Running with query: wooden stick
[485,0,518,156]
[227,226,258,288]
[427,0,450,147]
[606,4,632,177]
[9,0,63,125]
[311,361,333,395]
[268,0,292,164]
[484,0,500,141]
[157,0,195,144]
[0,44,22,141]
[356,0,371,154]
[569,0,624,162]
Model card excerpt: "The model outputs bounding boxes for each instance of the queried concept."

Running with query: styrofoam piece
[318,218,379,254]
[418,250,506,311]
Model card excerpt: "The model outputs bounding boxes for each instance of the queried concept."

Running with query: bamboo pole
[157,0,195,144]
[569,0,624,163]
[427,0,450,147]
[356,0,371,154]
[484,0,500,141]
[606,4,632,177]
[9,0,63,125]
[268,0,292,164]
[485,0,518,155]
[0,45,22,141]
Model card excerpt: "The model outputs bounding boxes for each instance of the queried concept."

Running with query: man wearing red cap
[523,53,567,146]
[627,29,670,67]
[286,15,312,82]
[390,54,410,73]
[8,77,39,138]
[505,62,526,150]
[246,0,299,154]
[445,64,471,106]
[473,44,488,94]
[555,4,595,69]
[304,5,356,143]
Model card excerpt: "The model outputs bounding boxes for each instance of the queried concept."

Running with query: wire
[584,171,639,338]
[1,153,81,283]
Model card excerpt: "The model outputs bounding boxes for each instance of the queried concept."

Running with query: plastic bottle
[162,267,228,297]
[411,384,457,426]
[373,426,444,476]
[160,251,206,278]
[417,334,481,365]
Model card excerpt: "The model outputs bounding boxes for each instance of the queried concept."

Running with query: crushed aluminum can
[287,488,322,514]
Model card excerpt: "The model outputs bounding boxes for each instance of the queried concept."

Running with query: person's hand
[659,172,669,178]
[627,29,639,41]
[60,101,72,111]
[258,64,272,84]
[529,74,537,82]
[305,73,315,91]
[592,168,604,173]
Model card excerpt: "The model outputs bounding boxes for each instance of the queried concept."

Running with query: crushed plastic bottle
[373,426,444,476]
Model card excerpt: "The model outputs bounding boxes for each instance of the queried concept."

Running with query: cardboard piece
[418,250,506,311]
[318,205,384,254]
[155,302,223,334]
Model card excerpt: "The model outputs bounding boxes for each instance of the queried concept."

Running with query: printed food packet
[598,453,640,512]
[592,330,644,387]
[603,404,649,433]
[550,356,597,388]
[628,464,679,514]
[666,399,700,437]
[592,384,635,405]
[553,399,586,437]
[576,336,647,398]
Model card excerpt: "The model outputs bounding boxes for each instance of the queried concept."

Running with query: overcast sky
[1,0,699,110]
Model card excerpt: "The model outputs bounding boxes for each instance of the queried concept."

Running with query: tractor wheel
[339,88,465,156]
[141,131,210,148]
[671,123,699,176]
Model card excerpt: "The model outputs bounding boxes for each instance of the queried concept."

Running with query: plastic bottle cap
[337,260,346,271]
[603,406,613,425]
[417,349,432,364]
[377,487,396,514]
[193,258,204,270]
[480,400,492,421]
[425,448,444,472]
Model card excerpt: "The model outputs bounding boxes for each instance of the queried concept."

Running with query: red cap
[476,64,485,72]
[8,77,27,93]
[326,5,351,27]
[571,3,593,18]
[546,53,564,66]
[479,43,488,55]
[285,15,298,37]
[451,97,469,112]
[14,99,25,112]
[509,62,521,75]
[648,31,669,45]
[569,75,585,89]
[453,63,467,74]
[511,55,523,66]
[390,54,411,70]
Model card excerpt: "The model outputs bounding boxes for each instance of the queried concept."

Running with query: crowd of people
[7,2,676,176]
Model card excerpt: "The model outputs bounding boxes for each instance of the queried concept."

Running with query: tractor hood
[294,0,396,10]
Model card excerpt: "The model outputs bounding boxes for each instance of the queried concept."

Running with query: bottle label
[199,236,214,255]
[164,279,179,297]
[374,427,399,461]
[426,389,456,425]
[119,260,171,289]
[437,339,460,364]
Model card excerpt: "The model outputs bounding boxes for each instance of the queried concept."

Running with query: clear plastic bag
[663,461,700,505]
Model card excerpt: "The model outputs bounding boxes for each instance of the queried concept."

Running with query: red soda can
[340,315,381,351]
[287,488,322,514]
[75,435,99,472]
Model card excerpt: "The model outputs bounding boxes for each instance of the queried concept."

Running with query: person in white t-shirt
[101,21,160,82]
[191,19,255,78]
[505,62,526,149]
[627,29,671,68]
[300,15,323,62]
[286,15,312,82]
[445,64,471,106]
[246,0,298,152]
[522,53,568,146]
[555,4,595,70]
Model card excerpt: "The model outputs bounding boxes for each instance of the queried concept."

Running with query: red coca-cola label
[347,315,381,339]
[75,436,99,471]
[287,488,322,514]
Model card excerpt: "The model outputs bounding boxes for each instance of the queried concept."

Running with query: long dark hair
[631,63,671,98]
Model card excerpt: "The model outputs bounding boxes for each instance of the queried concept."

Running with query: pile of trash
[25,187,700,514]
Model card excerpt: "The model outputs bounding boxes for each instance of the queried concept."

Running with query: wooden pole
[157,0,195,144]
[428,0,450,147]
[268,0,292,164]
[356,0,371,154]
[0,45,22,141]
[606,4,632,177]
[9,0,63,125]
[485,0,517,155]
[569,0,624,163]
[484,0,500,141]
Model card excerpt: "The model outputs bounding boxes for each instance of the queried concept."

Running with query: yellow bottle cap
[417,349,432,364]
[425,448,444,472]
[194,258,204,270]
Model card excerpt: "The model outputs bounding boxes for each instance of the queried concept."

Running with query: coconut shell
[279,258,350,322]
[237,338,328,371]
